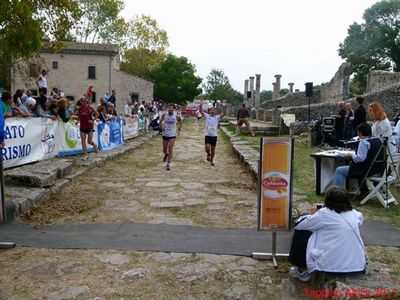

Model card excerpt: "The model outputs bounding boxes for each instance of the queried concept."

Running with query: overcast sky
[122,0,379,93]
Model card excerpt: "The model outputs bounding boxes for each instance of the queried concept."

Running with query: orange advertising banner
[258,137,293,231]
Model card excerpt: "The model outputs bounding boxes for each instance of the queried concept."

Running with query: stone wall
[261,90,320,110]
[367,70,400,92]
[319,62,352,102]
[269,82,400,124]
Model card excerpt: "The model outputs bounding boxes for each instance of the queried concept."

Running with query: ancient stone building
[11,42,153,112]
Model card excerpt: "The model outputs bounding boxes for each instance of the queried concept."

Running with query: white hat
[25,97,36,106]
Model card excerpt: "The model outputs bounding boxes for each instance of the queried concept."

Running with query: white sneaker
[289,266,311,282]
[81,156,89,161]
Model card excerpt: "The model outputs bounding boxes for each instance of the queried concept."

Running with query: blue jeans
[334,166,349,188]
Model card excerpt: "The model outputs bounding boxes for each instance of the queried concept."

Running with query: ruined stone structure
[251,63,400,128]
[243,79,249,105]
[366,70,400,92]
[11,42,153,112]
[272,74,282,100]
[319,62,352,103]
[249,76,255,107]
[255,74,261,108]
[288,83,294,93]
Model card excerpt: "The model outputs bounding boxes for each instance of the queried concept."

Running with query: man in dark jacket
[352,96,366,137]
[236,104,255,136]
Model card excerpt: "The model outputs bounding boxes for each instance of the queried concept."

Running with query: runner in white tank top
[159,103,182,170]
[199,101,227,166]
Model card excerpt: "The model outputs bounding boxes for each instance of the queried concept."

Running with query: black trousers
[288,229,312,268]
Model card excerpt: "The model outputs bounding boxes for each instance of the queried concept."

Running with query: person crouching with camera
[288,186,367,282]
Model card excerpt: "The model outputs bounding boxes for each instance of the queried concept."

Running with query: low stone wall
[367,70,400,92]
[253,82,400,127]
[261,91,320,110]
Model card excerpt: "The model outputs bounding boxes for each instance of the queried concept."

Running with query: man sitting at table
[333,123,385,190]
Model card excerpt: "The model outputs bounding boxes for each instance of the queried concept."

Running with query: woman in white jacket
[288,186,367,282]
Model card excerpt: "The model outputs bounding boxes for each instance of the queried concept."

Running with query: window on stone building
[88,66,96,79]
[53,61,58,69]
[29,63,38,77]
[130,93,139,102]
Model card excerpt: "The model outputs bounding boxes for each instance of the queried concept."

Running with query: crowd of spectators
[1,84,165,129]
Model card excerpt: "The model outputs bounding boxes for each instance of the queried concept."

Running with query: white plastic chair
[360,154,400,208]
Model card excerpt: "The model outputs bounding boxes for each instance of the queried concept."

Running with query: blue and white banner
[2,118,58,168]
[2,116,137,169]
[97,118,124,151]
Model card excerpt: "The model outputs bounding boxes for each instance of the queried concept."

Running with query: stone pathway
[1,118,399,299]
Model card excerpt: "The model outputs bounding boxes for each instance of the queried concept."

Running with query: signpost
[0,154,16,249]
[253,137,293,266]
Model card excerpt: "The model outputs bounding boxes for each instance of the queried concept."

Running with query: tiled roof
[42,41,119,56]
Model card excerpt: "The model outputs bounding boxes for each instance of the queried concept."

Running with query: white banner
[2,118,58,168]
[123,116,139,140]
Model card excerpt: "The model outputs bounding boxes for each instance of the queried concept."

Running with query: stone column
[244,79,249,105]
[272,82,276,100]
[274,74,282,98]
[288,83,294,93]
[249,76,255,107]
[255,74,261,108]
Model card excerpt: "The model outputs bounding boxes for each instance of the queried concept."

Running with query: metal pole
[0,153,5,223]
[0,150,16,249]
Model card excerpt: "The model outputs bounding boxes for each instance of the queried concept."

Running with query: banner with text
[2,118,58,168]
[57,119,96,157]
[258,137,293,231]
[98,118,124,151]
[123,116,139,140]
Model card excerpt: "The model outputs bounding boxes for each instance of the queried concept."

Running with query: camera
[316,204,325,209]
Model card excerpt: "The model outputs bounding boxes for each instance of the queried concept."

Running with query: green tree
[120,15,169,80]
[71,0,126,44]
[260,90,273,101]
[0,0,81,89]
[149,54,202,104]
[338,0,400,93]
[279,88,289,97]
[202,68,236,104]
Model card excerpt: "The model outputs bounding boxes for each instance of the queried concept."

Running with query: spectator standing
[103,92,110,104]
[343,102,354,140]
[86,85,94,103]
[36,69,48,95]
[108,90,117,107]
[352,96,367,137]
[331,102,346,146]
[124,99,133,117]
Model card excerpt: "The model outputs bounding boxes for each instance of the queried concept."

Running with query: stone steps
[5,159,75,188]
[4,131,159,216]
